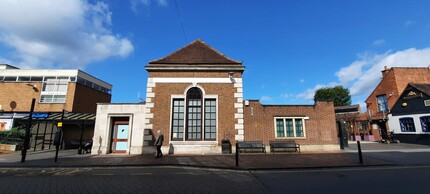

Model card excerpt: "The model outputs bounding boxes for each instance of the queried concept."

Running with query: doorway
[110,118,129,153]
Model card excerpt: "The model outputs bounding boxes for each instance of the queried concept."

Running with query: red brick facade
[244,100,338,146]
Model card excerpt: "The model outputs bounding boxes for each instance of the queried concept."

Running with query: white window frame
[273,117,308,139]
[169,90,219,142]
[40,77,69,104]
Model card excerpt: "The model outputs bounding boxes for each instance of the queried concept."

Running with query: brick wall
[243,100,338,145]
[0,82,110,113]
[150,82,238,145]
[0,82,73,112]
[72,83,111,113]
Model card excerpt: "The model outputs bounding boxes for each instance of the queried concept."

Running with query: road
[1,166,430,193]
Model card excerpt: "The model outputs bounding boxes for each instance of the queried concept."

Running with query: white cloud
[260,96,272,102]
[296,82,338,101]
[280,93,290,99]
[130,0,167,13]
[405,20,415,27]
[0,0,133,69]
[347,48,430,96]
[299,47,430,105]
[372,39,385,46]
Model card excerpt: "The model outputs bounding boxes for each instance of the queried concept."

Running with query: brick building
[0,64,111,113]
[245,101,338,152]
[92,39,339,155]
[0,64,112,150]
[364,67,430,139]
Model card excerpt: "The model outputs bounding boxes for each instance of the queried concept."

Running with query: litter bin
[221,139,232,154]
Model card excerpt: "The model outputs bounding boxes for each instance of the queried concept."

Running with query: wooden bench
[237,141,266,153]
[269,140,300,154]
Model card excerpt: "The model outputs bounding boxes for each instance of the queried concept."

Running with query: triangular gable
[149,39,242,65]
[410,83,430,97]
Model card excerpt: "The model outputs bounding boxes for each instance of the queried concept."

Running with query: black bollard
[235,142,239,167]
[357,141,363,164]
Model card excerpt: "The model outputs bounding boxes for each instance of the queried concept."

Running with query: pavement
[1,141,430,170]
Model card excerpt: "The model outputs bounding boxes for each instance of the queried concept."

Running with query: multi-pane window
[377,95,389,113]
[40,77,69,103]
[276,119,285,137]
[420,116,430,132]
[400,117,415,132]
[186,88,203,140]
[204,99,216,140]
[275,117,306,138]
[170,87,217,141]
[171,99,185,140]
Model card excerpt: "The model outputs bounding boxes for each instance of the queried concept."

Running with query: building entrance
[110,120,129,153]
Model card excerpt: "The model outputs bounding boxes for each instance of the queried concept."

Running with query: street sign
[32,113,49,118]
[57,122,63,127]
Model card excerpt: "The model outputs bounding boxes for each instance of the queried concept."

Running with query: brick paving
[0,149,390,169]
[2,142,430,169]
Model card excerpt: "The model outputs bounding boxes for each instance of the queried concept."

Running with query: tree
[314,85,351,106]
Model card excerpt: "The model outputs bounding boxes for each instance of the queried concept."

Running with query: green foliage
[0,127,25,145]
[314,85,352,106]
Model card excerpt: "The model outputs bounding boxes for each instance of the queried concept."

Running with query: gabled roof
[149,39,242,65]
[409,83,430,96]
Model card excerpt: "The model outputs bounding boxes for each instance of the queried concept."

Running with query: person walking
[154,130,164,158]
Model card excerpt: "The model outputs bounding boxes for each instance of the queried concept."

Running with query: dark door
[337,121,348,149]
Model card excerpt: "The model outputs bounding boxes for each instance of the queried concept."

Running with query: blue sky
[1,0,430,109]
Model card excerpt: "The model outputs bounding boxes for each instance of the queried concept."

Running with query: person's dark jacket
[155,133,164,146]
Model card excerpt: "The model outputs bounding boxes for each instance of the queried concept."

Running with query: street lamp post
[21,98,35,163]
[54,109,65,163]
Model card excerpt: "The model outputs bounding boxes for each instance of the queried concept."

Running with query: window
[170,87,217,141]
[171,99,185,140]
[204,99,217,140]
[186,88,202,140]
[377,95,389,113]
[3,76,17,82]
[400,117,415,132]
[420,116,430,132]
[275,117,306,138]
[40,77,69,103]
[17,76,30,82]
[359,122,368,131]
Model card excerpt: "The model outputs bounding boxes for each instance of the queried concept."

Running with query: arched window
[186,87,203,140]
[170,87,217,141]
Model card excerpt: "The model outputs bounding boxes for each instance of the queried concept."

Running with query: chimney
[382,66,390,78]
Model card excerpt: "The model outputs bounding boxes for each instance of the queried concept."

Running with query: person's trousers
[156,145,163,158]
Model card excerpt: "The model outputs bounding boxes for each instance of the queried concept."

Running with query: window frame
[274,117,307,139]
[399,117,416,132]
[420,116,430,132]
[40,77,70,104]
[170,87,218,142]
[377,94,389,113]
